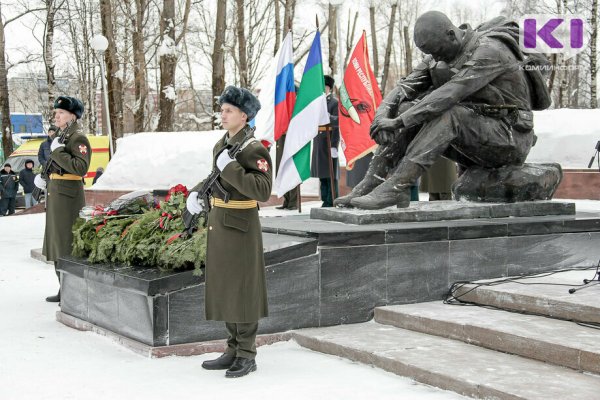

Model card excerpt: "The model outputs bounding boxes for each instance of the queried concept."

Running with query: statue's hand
[370,118,403,138]
[370,118,404,145]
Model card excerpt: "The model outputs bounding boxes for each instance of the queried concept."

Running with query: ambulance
[5,135,110,187]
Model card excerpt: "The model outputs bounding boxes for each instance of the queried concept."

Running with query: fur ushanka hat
[54,96,85,119]
[218,86,261,120]
[324,75,335,89]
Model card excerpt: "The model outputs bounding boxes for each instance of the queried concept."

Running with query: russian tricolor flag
[254,32,296,148]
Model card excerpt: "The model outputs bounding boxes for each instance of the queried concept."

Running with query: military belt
[211,197,258,209]
[318,126,332,132]
[462,103,518,118]
[50,173,83,181]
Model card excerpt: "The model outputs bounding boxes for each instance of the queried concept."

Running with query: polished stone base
[310,200,575,225]
[58,232,318,347]
[56,311,291,358]
[58,206,600,349]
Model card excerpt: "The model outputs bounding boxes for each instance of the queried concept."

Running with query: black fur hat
[54,96,85,119]
[218,86,261,120]
[324,75,335,89]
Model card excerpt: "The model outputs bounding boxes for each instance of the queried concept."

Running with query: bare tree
[381,1,398,95]
[369,3,379,78]
[402,25,412,76]
[43,0,62,123]
[100,0,124,142]
[591,0,598,108]
[236,0,248,87]
[0,3,44,158]
[157,0,176,131]
[328,3,338,76]
[212,0,227,128]
[0,2,12,159]
[344,9,358,68]
[124,0,149,132]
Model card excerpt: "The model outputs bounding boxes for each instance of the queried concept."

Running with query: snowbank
[92,131,222,191]
[526,109,600,169]
[92,130,324,196]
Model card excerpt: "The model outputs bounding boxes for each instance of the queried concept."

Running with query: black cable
[444,261,600,330]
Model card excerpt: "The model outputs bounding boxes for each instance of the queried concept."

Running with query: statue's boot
[350,160,424,210]
[333,155,389,207]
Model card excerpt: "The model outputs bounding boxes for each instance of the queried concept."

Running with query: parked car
[5,135,110,208]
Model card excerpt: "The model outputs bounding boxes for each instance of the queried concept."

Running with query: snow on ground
[0,212,467,400]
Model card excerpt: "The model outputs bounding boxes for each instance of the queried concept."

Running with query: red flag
[339,31,381,170]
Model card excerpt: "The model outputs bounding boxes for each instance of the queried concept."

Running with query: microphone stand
[587,140,600,170]
[568,262,600,294]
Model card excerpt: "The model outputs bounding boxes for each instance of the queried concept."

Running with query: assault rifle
[32,124,71,202]
[181,129,254,238]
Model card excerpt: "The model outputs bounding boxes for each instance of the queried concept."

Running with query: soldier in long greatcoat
[35,96,91,303]
[186,86,271,378]
[310,75,340,207]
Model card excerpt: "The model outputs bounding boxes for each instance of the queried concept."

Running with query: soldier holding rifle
[34,96,91,303]
[186,86,272,378]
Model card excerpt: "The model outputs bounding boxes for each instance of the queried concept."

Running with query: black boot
[350,160,424,210]
[202,353,236,370]
[225,357,257,378]
[46,291,60,303]
[333,154,390,207]
[46,266,61,303]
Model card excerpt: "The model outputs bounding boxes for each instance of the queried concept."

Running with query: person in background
[0,163,19,216]
[38,125,58,166]
[420,157,458,201]
[310,75,339,207]
[19,159,38,209]
[34,96,91,303]
[92,167,104,185]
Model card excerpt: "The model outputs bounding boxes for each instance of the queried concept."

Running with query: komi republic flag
[274,31,329,197]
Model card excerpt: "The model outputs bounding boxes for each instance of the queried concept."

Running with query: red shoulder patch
[79,144,88,155]
[256,158,269,172]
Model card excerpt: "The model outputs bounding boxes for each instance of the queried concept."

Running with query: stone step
[452,274,600,324]
[375,302,600,374]
[292,322,600,400]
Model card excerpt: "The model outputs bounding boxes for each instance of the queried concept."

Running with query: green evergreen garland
[71,185,206,274]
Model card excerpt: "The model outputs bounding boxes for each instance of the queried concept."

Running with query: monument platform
[310,200,575,224]
[57,200,600,353]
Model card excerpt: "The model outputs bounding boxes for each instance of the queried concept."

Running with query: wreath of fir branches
[72,185,206,274]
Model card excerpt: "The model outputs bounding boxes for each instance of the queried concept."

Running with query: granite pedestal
[58,201,600,353]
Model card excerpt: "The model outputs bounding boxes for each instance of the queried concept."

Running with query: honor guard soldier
[310,75,340,207]
[186,86,272,378]
[34,96,91,303]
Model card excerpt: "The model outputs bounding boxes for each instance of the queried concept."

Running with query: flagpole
[326,129,336,204]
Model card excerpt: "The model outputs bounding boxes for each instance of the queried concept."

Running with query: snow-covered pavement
[0,212,466,400]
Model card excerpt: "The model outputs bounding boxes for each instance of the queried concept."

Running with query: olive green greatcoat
[192,125,272,323]
[42,122,91,262]
[419,156,458,195]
